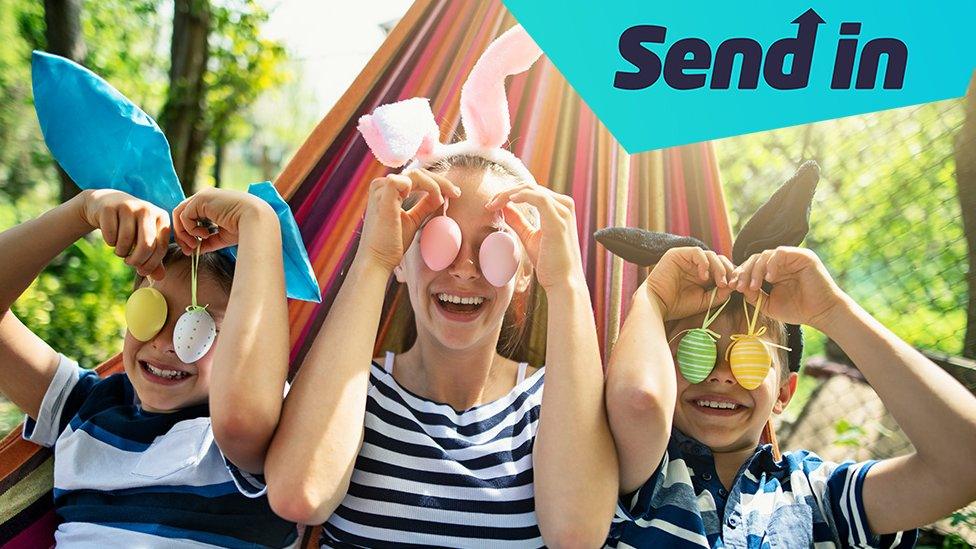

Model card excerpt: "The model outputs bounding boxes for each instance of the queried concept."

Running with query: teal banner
[503,1,974,153]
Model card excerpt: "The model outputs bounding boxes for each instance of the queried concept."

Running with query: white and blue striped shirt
[321,352,546,548]
[608,429,918,548]
[23,354,298,548]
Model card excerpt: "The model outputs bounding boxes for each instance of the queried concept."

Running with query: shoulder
[73,372,133,416]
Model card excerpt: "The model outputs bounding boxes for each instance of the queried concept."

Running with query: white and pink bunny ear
[460,25,542,149]
[357,98,441,168]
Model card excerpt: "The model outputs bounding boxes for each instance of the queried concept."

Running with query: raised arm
[171,188,289,474]
[0,190,169,418]
[735,246,976,535]
[264,170,459,525]
[606,247,735,493]
[490,185,619,548]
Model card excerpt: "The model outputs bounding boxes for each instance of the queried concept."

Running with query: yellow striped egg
[729,337,771,390]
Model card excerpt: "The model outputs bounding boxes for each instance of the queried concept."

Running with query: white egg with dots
[174,308,216,364]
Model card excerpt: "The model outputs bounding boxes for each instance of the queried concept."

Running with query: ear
[594,227,708,266]
[731,160,820,264]
[459,25,542,149]
[394,263,406,283]
[772,371,799,414]
[357,98,441,168]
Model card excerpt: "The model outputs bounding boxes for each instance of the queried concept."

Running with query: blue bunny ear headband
[32,51,321,361]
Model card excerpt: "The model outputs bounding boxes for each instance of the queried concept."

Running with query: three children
[3,25,975,549]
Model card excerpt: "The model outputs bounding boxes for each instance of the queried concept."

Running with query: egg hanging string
[667,287,731,346]
[172,237,218,363]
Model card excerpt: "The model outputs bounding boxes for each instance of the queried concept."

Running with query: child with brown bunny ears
[598,161,976,548]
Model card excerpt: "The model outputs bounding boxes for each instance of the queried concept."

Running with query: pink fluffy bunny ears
[357,25,543,287]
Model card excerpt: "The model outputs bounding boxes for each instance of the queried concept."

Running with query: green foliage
[832,418,868,448]
[207,1,288,147]
[11,234,132,370]
[717,101,968,355]
[0,0,55,201]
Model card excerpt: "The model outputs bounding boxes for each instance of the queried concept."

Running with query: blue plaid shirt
[608,430,917,548]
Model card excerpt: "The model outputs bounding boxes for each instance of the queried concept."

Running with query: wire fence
[716,99,976,546]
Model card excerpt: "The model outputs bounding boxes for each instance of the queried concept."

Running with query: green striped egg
[676,329,718,384]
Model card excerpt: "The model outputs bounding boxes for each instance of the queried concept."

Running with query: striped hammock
[0,1,733,546]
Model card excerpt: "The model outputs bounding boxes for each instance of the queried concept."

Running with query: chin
[676,408,757,451]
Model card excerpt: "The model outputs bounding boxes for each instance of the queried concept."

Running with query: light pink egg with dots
[480,231,519,287]
[420,216,462,271]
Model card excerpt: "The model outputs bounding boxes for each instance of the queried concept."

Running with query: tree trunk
[43,0,86,203]
[213,136,224,188]
[954,73,976,359]
[159,0,211,195]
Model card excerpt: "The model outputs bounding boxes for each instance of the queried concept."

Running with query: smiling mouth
[139,360,192,383]
[690,398,748,415]
[433,293,487,316]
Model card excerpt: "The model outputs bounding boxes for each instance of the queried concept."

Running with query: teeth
[437,293,485,305]
[144,362,188,380]
[696,400,739,410]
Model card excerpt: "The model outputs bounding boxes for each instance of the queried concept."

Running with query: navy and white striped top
[608,429,918,548]
[321,352,546,548]
[23,354,297,548]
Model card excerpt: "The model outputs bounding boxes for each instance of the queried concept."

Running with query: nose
[148,313,178,355]
[706,356,737,385]
[447,239,480,281]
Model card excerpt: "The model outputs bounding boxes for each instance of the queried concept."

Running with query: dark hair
[133,243,236,294]
[397,154,541,363]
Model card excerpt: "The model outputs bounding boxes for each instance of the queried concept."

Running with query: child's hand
[645,247,735,320]
[79,189,171,279]
[172,188,274,254]
[731,246,846,329]
[359,169,461,272]
[487,184,585,291]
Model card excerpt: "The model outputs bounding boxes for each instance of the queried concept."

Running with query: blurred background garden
[1,0,974,545]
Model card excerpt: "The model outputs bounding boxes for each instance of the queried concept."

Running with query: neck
[710,443,761,490]
[399,329,503,411]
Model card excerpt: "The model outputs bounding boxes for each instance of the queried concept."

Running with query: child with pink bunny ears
[233,25,619,546]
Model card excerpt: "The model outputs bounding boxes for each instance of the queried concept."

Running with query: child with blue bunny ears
[0,52,319,547]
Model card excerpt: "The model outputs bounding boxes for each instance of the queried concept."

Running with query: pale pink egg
[420,216,462,271]
[480,231,519,287]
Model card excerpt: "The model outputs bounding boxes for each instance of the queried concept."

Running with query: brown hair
[133,243,236,295]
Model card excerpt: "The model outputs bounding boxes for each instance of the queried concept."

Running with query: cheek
[121,336,141,362]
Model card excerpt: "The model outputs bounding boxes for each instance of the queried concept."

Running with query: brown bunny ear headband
[594,160,821,373]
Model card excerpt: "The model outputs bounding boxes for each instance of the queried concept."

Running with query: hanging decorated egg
[728,337,771,390]
[174,307,216,363]
[420,215,462,271]
[479,231,519,287]
[676,329,718,383]
[125,286,168,342]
